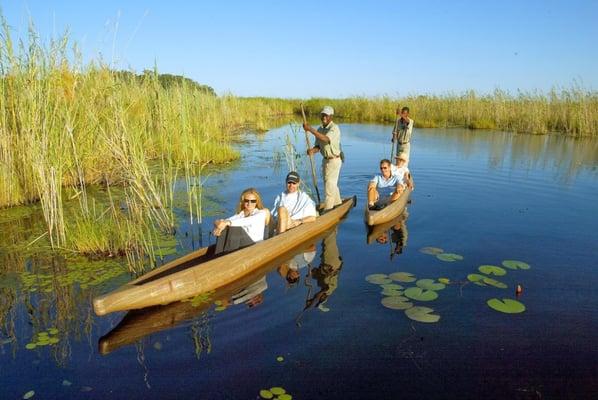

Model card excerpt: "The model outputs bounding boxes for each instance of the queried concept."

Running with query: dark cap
[286,171,300,183]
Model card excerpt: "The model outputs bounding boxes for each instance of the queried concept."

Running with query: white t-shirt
[391,165,410,186]
[272,191,317,220]
[288,250,317,271]
[227,208,268,242]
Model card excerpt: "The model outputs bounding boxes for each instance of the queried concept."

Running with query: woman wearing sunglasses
[212,188,270,243]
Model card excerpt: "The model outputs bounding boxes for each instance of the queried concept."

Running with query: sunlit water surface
[1,124,597,399]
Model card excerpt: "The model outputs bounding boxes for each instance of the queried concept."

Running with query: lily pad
[214,306,227,312]
[48,337,60,345]
[502,260,531,270]
[48,328,59,335]
[436,253,464,262]
[365,274,392,284]
[62,380,72,387]
[467,273,487,286]
[270,387,286,395]
[483,277,508,289]
[404,287,439,301]
[25,343,37,350]
[404,306,441,323]
[276,356,284,362]
[388,272,416,283]
[416,279,446,291]
[419,246,444,255]
[23,390,35,399]
[380,283,404,290]
[279,395,292,400]
[259,390,274,399]
[487,298,526,314]
[381,296,413,310]
[381,288,404,297]
[479,265,506,276]
[438,278,450,284]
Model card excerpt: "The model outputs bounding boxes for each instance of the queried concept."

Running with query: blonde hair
[236,187,265,213]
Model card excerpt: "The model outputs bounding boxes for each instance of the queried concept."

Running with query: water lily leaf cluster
[367,271,442,323]
[182,290,215,307]
[419,246,464,262]
[259,386,292,399]
[25,328,60,350]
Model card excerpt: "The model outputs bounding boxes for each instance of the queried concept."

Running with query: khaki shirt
[393,118,414,144]
[316,121,341,158]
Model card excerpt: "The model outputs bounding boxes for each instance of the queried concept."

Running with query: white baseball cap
[320,106,334,116]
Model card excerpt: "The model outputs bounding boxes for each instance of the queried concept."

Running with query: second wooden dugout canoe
[93,196,356,316]
[364,186,412,226]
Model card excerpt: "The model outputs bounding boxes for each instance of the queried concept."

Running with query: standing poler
[303,106,342,210]
[392,106,414,166]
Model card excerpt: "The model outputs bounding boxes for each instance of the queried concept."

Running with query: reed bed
[297,87,598,136]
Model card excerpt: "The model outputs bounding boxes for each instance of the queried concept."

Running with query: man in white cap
[272,171,317,233]
[303,106,342,210]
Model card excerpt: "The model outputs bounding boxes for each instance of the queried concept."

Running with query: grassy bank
[297,88,598,136]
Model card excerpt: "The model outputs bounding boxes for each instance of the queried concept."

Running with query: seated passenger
[212,188,270,253]
[272,171,317,233]
[368,158,411,210]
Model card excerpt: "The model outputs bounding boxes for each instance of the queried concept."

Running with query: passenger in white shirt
[272,171,317,233]
[368,156,413,210]
[212,188,270,243]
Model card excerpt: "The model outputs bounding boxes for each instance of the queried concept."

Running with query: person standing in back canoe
[304,106,342,210]
[392,106,414,166]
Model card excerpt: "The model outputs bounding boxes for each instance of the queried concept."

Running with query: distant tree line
[113,70,216,96]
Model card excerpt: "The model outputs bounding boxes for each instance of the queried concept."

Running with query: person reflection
[277,244,317,285]
[306,228,343,310]
[216,276,268,309]
[390,210,409,259]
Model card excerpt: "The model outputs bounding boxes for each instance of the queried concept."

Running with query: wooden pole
[390,115,399,163]
[301,103,321,204]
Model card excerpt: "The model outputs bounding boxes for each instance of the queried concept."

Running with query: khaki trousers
[322,157,342,210]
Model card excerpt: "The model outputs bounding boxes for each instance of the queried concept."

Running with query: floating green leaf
[366,274,392,284]
[436,253,464,262]
[381,288,404,297]
[153,341,163,350]
[502,260,531,270]
[259,390,274,399]
[214,306,226,312]
[276,356,284,362]
[279,395,292,400]
[483,277,508,289]
[419,246,444,255]
[487,298,526,313]
[381,296,413,310]
[48,337,59,345]
[438,278,450,284]
[380,283,404,290]
[270,387,286,395]
[25,343,36,350]
[48,328,59,335]
[467,274,487,286]
[479,265,506,276]
[62,380,72,387]
[416,279,446,291]
[405,306,440,323]
[23,390,35,399]
[404,287,438,301]
[388,272,416,282]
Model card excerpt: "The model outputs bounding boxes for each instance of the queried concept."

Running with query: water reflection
[366,210,410,261]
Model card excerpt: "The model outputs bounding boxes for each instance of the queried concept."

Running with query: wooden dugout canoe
[98,239,324,355]
[364,185,412,226]
[93,196,356,316]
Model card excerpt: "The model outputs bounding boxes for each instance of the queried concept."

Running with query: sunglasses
[243,199,257,204]
[287,181,298,185]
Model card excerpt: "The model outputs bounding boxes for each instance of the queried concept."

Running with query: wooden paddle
[301,103,321,204]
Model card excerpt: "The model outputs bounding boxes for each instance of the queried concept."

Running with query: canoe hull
[93,196,356,316]
[364,187,412,226]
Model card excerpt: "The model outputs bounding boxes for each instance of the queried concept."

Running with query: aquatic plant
[487,298,526,314]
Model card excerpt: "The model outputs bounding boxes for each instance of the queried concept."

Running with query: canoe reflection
[366,209,410,260]
[98,235,330,355]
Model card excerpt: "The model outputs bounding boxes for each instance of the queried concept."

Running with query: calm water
[1,124,597,399]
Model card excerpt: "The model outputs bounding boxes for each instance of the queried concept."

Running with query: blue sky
[2,1,597,97]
